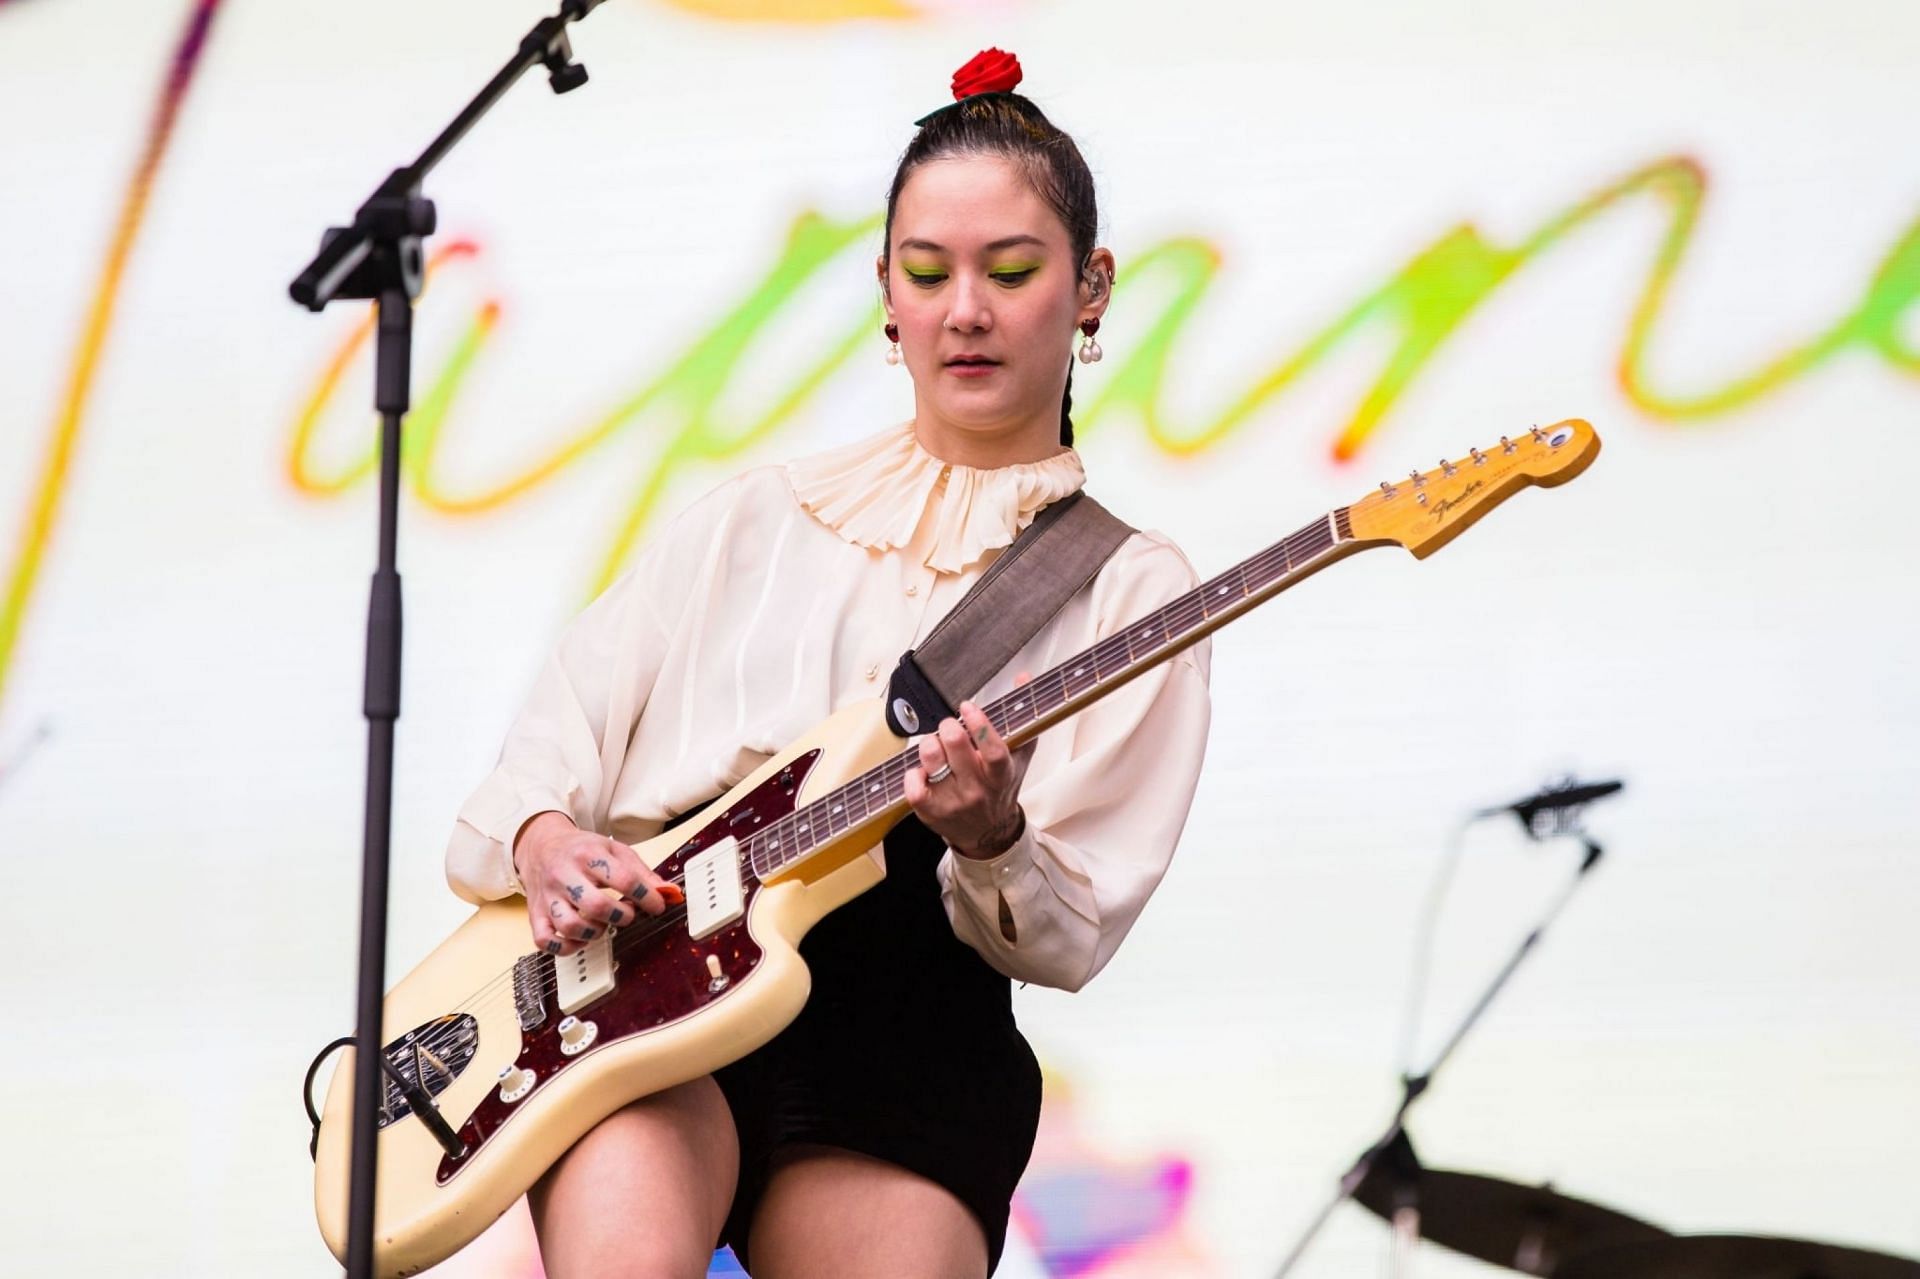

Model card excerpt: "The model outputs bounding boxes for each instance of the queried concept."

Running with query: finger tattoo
[545,940,562,954]
[550,900,565,917]
[577,927,596,941]
[567,883,586,904]
[973,723,991,745]
[587,857,611,875]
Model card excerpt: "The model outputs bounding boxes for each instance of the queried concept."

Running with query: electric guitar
[312,420,1601,1276]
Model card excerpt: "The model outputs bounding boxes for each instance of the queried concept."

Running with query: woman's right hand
[512,812,673,956]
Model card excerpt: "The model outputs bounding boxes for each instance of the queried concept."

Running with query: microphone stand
[287,5,609,1275]
[1270,828,1605,1278]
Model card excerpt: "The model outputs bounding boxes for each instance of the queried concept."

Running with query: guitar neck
[744,507,1364,881]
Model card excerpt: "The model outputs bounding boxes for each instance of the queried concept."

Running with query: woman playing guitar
[443,49,1213,1278]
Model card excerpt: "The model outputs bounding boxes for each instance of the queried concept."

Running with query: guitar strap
[883,490,1135,737]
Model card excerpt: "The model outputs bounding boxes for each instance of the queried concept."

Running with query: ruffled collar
[786,419,1086,573]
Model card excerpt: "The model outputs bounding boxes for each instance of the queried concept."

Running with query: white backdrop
[1,1,1916,1275]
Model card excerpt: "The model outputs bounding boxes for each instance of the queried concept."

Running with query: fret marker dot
[1073,666,1085,677]
[869,783,879,794]
[1013,701,1024,711]
[832,804,842,814]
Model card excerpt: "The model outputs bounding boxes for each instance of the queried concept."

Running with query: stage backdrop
[2,1,1916,1275]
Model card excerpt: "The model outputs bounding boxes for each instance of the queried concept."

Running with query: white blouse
[444,419,1213,992]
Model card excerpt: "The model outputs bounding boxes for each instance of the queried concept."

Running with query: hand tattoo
[550,900,565,917]
[964,806,1027,859]
[567,883,586,904]
[587,857,611,875]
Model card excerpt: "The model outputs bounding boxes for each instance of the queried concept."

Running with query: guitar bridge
[512,953,548,1031]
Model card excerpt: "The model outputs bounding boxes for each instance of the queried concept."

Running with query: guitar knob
[496,1063,536,1103]
[557,1015,599,1056]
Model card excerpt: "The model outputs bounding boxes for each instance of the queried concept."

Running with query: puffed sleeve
[937,531,1213,991]
[443,476,739,903]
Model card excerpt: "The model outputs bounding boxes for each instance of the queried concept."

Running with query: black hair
[881,91,1099,446]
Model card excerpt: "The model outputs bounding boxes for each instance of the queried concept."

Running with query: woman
[444,49,1212,1279]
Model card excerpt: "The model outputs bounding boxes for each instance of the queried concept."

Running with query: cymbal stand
[1270,826,1604,1278]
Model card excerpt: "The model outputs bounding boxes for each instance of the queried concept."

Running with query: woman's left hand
[904,691,1036,859]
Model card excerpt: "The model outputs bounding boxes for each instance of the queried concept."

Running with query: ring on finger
[926,762,953,784]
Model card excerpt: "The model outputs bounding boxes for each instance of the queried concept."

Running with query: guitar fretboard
[740,507,1354,879]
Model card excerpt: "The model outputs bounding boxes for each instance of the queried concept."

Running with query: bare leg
[527,1074,739,1279]
[746,1144,988,1279]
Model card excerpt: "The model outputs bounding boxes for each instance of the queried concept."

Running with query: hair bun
[914,48,1023,125]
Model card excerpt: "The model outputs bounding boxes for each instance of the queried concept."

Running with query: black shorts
[711,816,1044,1274]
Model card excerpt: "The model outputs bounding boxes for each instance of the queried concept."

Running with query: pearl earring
[1077,317,1103,364]
[884,322,901,366]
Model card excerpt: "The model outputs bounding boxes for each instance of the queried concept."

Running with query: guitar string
[368,439,1575,1068]
[411,455,1540,1064]
[386,521,1347,1067]
[370,443,1574,1060]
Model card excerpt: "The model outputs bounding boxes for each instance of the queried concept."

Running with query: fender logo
[1429,480,1485,524]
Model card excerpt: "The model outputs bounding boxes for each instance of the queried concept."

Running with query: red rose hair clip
[913,48,1024,126]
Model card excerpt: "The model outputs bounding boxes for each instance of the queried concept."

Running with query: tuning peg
[1409,469,1425,488]
[1379,479,1398,498]
[1500,435,1516,454]
[1529,425,1546,442]
[1440,457,1457,477]
[1470,447,1486,465]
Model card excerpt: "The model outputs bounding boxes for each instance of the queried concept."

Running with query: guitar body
[313,699,904,1277]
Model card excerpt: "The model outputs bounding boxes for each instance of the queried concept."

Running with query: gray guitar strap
[883,490,1134,737]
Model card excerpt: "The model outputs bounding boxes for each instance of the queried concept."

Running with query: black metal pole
[345,293,411,1279]
[288,5,609,1275]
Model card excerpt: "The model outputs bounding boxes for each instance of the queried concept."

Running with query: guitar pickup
[555,933,616,1015]
[683,837,746,941]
